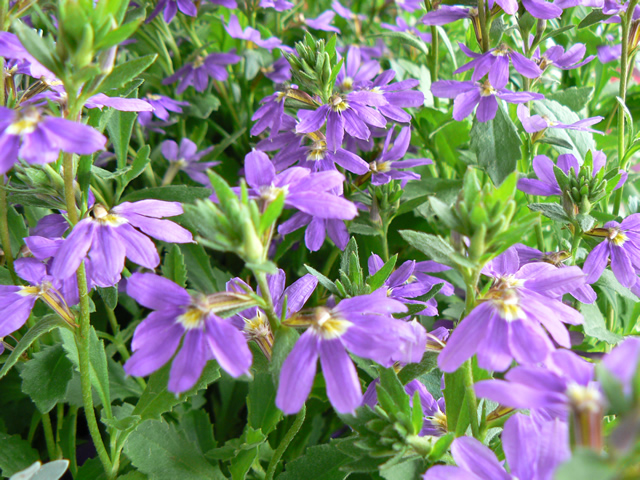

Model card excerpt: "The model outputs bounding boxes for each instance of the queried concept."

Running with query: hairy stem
[462,360,480,439]
[265,405,306,480]
[42,413,58,460]
[0,184,17,283]
[254,271,281,330]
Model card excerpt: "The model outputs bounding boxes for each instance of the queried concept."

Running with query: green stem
[430,25,439,108]
[380,215,390,262]
[265,405,306,480]
[571,228,582,264]
[0,184,17,283]
[254,271,281,330]
[41,413,58,460]
[477,0,489,52]
[462,360,480,439]
[535,218,545,253]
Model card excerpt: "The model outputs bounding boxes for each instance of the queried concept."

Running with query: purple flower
[332,0,366,20]
[336,46,381,92]
[423,413,569,480]
[224,15,290,51]
[517,151,624,197]
[368,253,453,316]
[368,70,425,122]
[138,94,190,126]
[51,200,193,288]
[395,0,423,12]
[263,57,291,83]
[533,43,595,71]
[381,17,432,43]
[296,92,387,151]
[278,213,350,251]
[520,0,563,19]
[438,247,585,372]
[243,150,358,220]
[602,337,640,396]
[583,215,640,288]
[275,290,413,414]
[0,258,75,336]
[455,43,542,89]
[123,273,252,393]
[303,11,341,33]
[369,126,432,186]
[597,43,622,63]
[147,0,196,23]
[161,138,217,185]
[260,0,293,11]
[517,104,603,134]
[475,349,602,421]
[0,32,56,82]
[163,52,241,94]
[422,5,473,26]
[431,80,543,122]
[34,85,154,113]
[0,106,106,174]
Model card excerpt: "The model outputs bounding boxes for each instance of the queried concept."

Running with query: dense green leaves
[21,344,74,413]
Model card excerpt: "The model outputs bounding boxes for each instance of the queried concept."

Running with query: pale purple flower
[0,32,56,82]
[224,15,290,51]
[431,80,544,122]
[597,43,622,63]
[369,126,432,186]
[381,17,432,43]
[520,0,563,19]
[602,337,640,396]
[124,273,252,393]
[51,200,193,288]
[455,43,542,89]
[336,46,381,92]
[423,413,570,480]
[368,70,425,122]
[163,52,241,94]
[33,85,153,113]
[438,247,585,372]
[260,0,293,10]
[422,5,473,25]
[332,0,366,20]
[138,93,189,126]
[533,43,595,71]
[304,11,341,33]
[475,349,602,421]
[251,91,290,137]
[295,91,387,151]
[0,258,75,336]
[517,104,603,134]
[243,150,358,220]
[161,138,217,185]
[264,57,291,83]
[275,290,414,414]
[0,106,106,174]
[488,0,518,15]
[583,215,640,288]
[278,213,350,251]
[395,0,423,12]
[517,151,624,197]
[147,0,197,23]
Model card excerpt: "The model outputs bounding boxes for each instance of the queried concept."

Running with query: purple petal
[126,272,191,310]
[451,437,511,480]
[205,316,252,377]
[320,339,362,414]
[276,330,320,414]
[168,329,209,393]
[51,220,96,280]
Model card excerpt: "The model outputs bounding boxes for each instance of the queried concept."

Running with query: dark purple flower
[278,213,350,251]
[438,247,585,372]
[517,104,603,134]
[161,138,217,185]
[423,413,569,480]
[0,258,75,336]
[368,126,432,186]
[455,43,542,89]
[475,349,602,421]
[124,273,252,393]
[295,91,387,152]
[431,80,543,122]
[583,215,640,288]
[51,200,193,288]
[138,93,190,126]
[0,106,106,174]
[275,290,413,414]
[336,46,381,92]
[290,128,370,174]
[422,5,473,26]
[163,52,241,94]
[243,150,358,220]
[147,0,197,23]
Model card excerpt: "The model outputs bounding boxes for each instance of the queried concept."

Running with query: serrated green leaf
[162,244,187,288]
[99,54,157,93]
[20,344,74,413]
[0,432,40,477]
[528,203,570,223]
[120,185,211,204]
[367,254,398,291]
[277,442,351,480]
[579,303,623,345]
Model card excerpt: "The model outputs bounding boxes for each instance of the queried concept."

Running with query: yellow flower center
[91,204,128,227]
[370,160,391,173]
[6,109,41,135]
[311,307,352,339]
[244,310,271,338]
[259,184,288,203]
[341,77,354,90]
[427,410,448,434]
[307,140,327,161]
[566,382,603,413]
[609,228,627,246]
[147,94,162,101]
[485,288,524,321]
[18,285,43,297]
[492,44,509,57]
[479,80,496,97]
[330,95,349,112]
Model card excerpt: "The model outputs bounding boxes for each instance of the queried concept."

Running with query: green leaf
[376,31,428,56]
[0,432,40,477]
[248,373,282,434]
[577,213,596,232]
[554,449,616,480]
[547,87,595,111]
[470,103,522,186]
[97,286,118,310]
[107,109,136,170]
[95,18,143,50]
[20,344,74,413]
[259,191,285,234]
[578,9,612,29]
[428,196,458,229]
[120,185,211,204]
[0,315,69,379]
[277,442,351,480]
[579,303,623,345]
[60,327,112,415]
[209,127,247,161]
[594,270,639,301]
[367,254,398,291]
[269,325,300,383]
[123,145,151,185]
[99,54,157,93]
[528,203,570,223]
[427,433,454,462]
[397,352,438,385]
[132,362,220,421]
[124,420,224,480]
[13,20,61,76]
[443,369,466,435]
[162,244,187,288]
[399,230,475,269]
[304,265,340,296]
[189,93,221,119]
